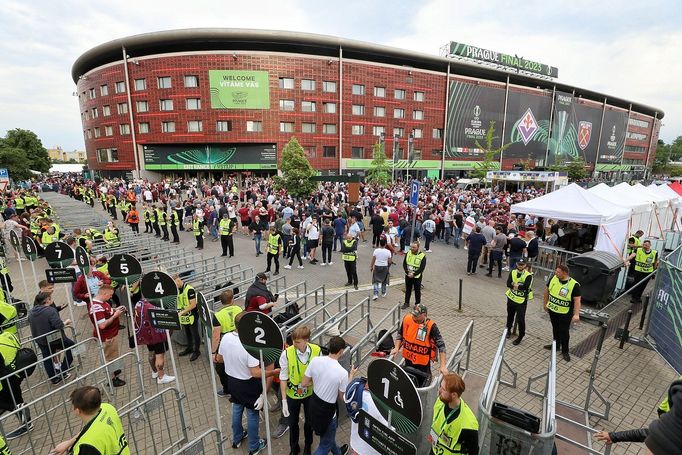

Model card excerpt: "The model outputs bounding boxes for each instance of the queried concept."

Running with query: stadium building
[72,29,663,179]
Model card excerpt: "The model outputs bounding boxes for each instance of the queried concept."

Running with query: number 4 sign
[140,271,178,309]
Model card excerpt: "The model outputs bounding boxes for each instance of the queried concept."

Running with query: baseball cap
[517,258,527,265]
[412,304,428,316]
[256,272,268,280]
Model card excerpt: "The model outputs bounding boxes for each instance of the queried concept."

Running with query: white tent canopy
[510,183,631,255]
[588,183,652,234]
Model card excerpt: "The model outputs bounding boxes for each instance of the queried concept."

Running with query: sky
[0,0,680,151]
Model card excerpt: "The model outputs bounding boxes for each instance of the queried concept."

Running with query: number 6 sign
[140,271,178,309]
[237,312,283,364]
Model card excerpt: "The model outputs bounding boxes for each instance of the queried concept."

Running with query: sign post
[140,271,182,394]
[238,312,284,455]
[45,241,78,328]
[9,231,28,305]
[367,358,423,433]
[409,180,421,245]
[197,292,225,454]
[109,254,145,397]
[21,236,40,292]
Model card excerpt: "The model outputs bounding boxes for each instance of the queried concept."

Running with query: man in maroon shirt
[89,284,126,387]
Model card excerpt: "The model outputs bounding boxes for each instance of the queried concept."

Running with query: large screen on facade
[445,80,505,158]
[143,144,277,170]
[503,89,552,165]
[547,92,603,166]
[209,70,270,109]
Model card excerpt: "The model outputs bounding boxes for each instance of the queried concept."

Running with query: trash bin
[567,251,623,308]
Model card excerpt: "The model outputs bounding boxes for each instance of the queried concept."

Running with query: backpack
[344,377,367,423]
[0,334,37,379]
[376,329,394,355]
[273,301,301,327]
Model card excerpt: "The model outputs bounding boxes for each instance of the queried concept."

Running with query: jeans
[488,251,503,277]
[509,255,522,270]
[314,416,340,455]
[424,231,433,250]
[453,228,462,247]
[445,226,452,244]
[333,233,344,251]
[210,224,218,239]
[231,402,260,452]
[322,244,333,263]
[254,233,262,253]
[373,282,387,297]
[38,337,74,380]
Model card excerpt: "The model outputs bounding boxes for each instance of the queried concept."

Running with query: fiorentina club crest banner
[547,91,604,166]
[503,89,552,164]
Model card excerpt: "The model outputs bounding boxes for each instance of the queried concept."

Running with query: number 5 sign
[108,254,142,285]
[237,312,283,364]
[367,358,423,434]
[140,271,178,309]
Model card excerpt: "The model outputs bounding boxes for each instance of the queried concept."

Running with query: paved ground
[3,191,677,455]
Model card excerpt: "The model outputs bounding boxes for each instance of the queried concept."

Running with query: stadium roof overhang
[72,28,663,119]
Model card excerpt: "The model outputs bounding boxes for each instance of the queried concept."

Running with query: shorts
[307,239,319,248]
[146,341,169,355]
[357,221,365,231]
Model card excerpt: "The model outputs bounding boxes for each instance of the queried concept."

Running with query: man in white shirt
[348,216,361,239]
[217,311,280,455]
[300,336,355,455]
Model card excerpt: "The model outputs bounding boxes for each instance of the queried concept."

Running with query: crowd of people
[0,174,675,454]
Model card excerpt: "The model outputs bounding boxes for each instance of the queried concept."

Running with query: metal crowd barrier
[170,427,223,455]
[399,320,476,454]
[477,330,556,455]
[534,245,580,279]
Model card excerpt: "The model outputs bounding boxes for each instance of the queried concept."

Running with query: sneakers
[178,348,192,357]
[232,431,248,449]
[217,390,229,398]
[562,352,571,362]
[152,371,159,379]
[273,271,280,276]
[297,265,304,269]
[502,266,510,271]
[425,249,432,253]
[284,265,292,269]
[381,293,387,298]
[512,337,522,346]
[372,295,378,301]
[339,444,349,455]
[112,377,126,387]
[157,375,176,384]
[273,422,289,438]
[249,439,267,455]
[6,426,28,440]
[328,261,334,265]
[320,263,327,266]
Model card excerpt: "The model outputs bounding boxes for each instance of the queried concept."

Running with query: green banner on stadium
[448,42,559,78]
[143,143,277,170]
[209,70,270,109]
[344,159,499,171]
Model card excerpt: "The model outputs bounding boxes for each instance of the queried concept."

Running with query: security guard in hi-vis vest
[0,434,10,454]
[504,258,533,346]
[210,289,242,397]
[99,191,108,211]
[626,239,659,303]
[143,204,152,233]
[279,326,320,455]
[151,205,161,237]
[626,230,644,278]
[543,264,581,362]
[0,293,18,334]
[402,241,427,309]
[390,304,448,387]
[341,233,359,289]
[219,213,235,257]
[265,224,283,276]
[429,373,479,455]
[51,386,130,455]
[192,214,203,250]
[169,208,180,244]
[173,275,200,361]
[157,205,169,241]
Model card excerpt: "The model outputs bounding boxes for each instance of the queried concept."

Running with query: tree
[653,139,671,174]
[564,158,588,181]
[1,128,50,173]
[366,142,391,185]
[273,137,318,198]
[0,147,33,181]
[471,121,510,179]
[669,136,682,162]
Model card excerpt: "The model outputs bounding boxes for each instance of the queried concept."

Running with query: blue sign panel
[410,181,420,206]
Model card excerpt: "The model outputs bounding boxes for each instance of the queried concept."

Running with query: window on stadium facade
[352,84,365,95]
[323,146,337,157]
[279,100,295,111]
[374,106,385,117]
[100,85,108,96]
[352,105,365,115]
[184,75,199,88]
[246,121,263,132]
[351,125,364,135]
[134,79,146,91]
[280,122,295,133]
[186,98,201,110]
[216,121,232,132]
[301,79,315,91]
[323,124,337,134]
[302,123,316,133]
[102,105,111,116]
[351,147,364,158]
[279,78,294,89]
[322,81,337,93]
[374,86,386,98]
[162,121,176,133]
[158,76,172,89]
[136,101,148,113]
[301,101,316,112]
[323,102,337,114]
[139,122,150,134]
[187,121,203,132]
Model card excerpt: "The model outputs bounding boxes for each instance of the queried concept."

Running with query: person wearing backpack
[279,326,321,455]
[28,292,74,384]
[134,298,175,385]
[0,331,32,440]
[344,377,388,455]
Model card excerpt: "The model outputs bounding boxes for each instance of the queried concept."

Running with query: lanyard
[293,346,311,378]
[436,403,460,443]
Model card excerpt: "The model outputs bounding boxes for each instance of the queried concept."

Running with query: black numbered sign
[75,246,90,274]
[108,254,142,285]
[21,237,38,261]
[44,241,74,268]
[140,271,177,309]
[367,358,423,434]
[197,292,211,328]
[237,312,283,364]
[9,231,20,251]
[358,409,417,455]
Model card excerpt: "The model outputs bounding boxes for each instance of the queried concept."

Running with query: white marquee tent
[588,183,652,235]
[510,183,631,255]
